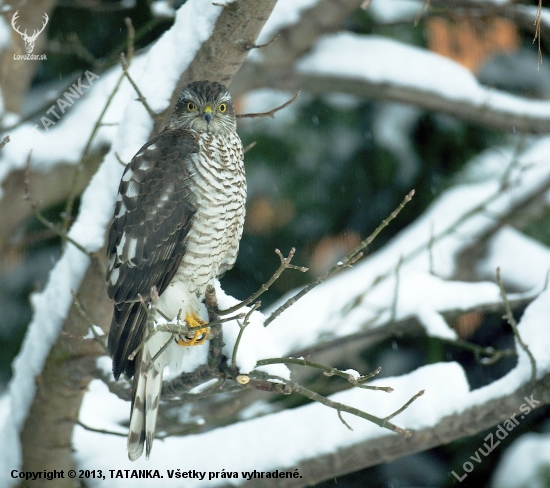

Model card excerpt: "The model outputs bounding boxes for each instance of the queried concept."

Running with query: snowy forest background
[1,0,550,487]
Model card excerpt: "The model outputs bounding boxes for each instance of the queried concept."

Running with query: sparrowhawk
[106,80,246,461]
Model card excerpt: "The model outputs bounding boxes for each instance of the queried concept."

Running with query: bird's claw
[175,312,209,346]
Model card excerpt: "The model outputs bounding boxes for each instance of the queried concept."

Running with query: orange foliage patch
[426,17,519,72]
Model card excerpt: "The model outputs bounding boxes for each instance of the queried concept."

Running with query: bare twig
[264,190,415,327]
[247,377,292,394]
[124,17,135,64]
[342,165,550,321]
[199,313,247,329]
[70,290,108,353]
[231,302,261,368]
[256,358,393,392]
[496,267,537,383]
[242,141,257,154]
[77,420,127,438]
[338,410,353,430]
[219,248,308,316]
[24,153,91,257]
[144,335,173,375]
[383,390,425,425]
[61,19,137,243]
[442,337,517,365]
[120,53,157,120]
[205,284,220,321]
[236,89,301,119]
[390,256,403,323]
[245,33,280,50]
[148,286,159,335]
[0,135,10,149]
[115,152,127,166]
[66,33,98,66]
[534,0,542,67]
[273,376,413,438]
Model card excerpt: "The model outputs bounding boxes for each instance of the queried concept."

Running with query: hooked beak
[203,105,213,125]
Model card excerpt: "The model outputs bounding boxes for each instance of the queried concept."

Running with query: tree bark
[20,256,109,485]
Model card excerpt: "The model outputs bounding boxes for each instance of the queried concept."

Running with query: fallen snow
[297,33,550,123]
[75,362,471,487]
[491,433,550,488]
[367,0,420,23]
[254,0,319,47]
[0,15,11,51]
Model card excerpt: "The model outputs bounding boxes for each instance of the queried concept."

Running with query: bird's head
[171,80,237,134]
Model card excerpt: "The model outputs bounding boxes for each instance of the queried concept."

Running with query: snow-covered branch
[239,33,550,133]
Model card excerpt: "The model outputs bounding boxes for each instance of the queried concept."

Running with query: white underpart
[153,280,209,373]
[176,130,246,291]
[127,282,208,460]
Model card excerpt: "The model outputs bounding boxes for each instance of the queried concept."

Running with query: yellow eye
[187,102,197,111]
[218,103,227,113]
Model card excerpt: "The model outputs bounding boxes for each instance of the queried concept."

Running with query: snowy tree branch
[231,0,366,96]
[237,373,550,488]
[0,156,101,276]
[239,68,550,134]
[256,358,393,392]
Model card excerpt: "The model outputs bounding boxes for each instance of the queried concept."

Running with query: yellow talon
[175,312,209,346]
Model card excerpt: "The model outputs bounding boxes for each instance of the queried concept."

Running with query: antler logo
[11,11,49,54]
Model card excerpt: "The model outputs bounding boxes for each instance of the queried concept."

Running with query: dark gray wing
[106,128,199,379]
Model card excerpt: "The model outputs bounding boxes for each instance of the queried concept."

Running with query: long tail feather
[127,344,164,461]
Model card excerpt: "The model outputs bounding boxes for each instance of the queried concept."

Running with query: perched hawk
[106,80,246,461]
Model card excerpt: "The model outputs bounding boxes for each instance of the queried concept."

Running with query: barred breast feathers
[176,130,246,294]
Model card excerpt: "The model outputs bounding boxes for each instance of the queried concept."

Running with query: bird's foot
[175,313,209,346]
